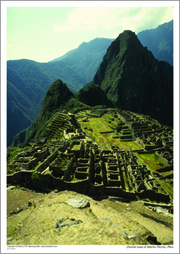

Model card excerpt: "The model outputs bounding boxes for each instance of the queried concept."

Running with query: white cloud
[53,7,173,34]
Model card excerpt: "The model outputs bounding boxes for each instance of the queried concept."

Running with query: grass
[80,118,114,149]
[80,115,140,150]
[157,179,173,199]
[135,153,169,172]
[7,147,24,164]
[72,144,80,150]
[71,177,82,182]
[118,141,142,150]
[7,188,44,224]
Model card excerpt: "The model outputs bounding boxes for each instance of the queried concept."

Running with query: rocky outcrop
[65,198,90,209]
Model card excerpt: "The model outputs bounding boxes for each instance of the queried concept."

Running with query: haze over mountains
[137,20,173,66]
[7,20,173,147]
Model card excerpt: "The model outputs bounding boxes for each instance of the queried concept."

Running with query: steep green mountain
[11,79,90,146]
[7,38,113,147]
[7,22,174,147]
[35,79,81,135]
[78,30,173,127]
[137,20,173,66]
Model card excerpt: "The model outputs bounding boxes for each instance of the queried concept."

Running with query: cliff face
[88,30,173,126]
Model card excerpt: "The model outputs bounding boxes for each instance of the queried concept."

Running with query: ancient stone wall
[7,109,173,203]
[36,150,59,173]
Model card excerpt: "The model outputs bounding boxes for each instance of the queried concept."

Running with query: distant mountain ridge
[137,20,173,65]
[12,29,173,146]
[50,38,114,63]
[7,38,113,147]
[7,21,173,147]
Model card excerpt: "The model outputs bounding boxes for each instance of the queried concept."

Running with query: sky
[4,1,176,63]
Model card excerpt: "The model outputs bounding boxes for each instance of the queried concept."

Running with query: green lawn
[134,153,169,172]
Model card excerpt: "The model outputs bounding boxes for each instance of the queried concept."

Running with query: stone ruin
[7,110,173,203]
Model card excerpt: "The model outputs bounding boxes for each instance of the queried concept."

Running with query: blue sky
[4,1,176,62]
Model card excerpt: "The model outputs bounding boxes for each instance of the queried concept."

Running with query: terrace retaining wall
[36,150,59,173]
[7,170,171,203]
[155,152,169,165]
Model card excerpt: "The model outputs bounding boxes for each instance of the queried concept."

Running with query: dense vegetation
[76,84,113,107]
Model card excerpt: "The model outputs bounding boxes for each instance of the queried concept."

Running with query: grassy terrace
[72,144,80,150]
[79,115,146,151]
[134,153,169,172]
[78,111,173,197]
[80,117,113,149]
[157,179,173,199]
[132,152,173,198]
[79,116,136,149]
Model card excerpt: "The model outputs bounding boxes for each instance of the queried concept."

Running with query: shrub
[31,171,40,182]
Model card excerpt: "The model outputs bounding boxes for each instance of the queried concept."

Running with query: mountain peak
[37,79,74,131]
[82,30,173,126]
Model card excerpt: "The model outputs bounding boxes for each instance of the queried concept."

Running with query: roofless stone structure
[7,108,173,203]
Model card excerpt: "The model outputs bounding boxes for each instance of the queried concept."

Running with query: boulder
[55,217,83,230]
[65,198,90,209]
